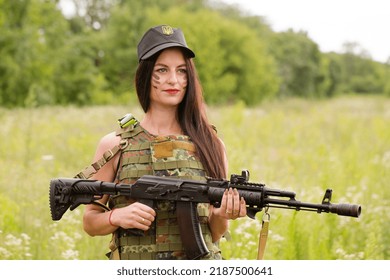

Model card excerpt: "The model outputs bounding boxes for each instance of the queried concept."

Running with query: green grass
[1,95,389,259]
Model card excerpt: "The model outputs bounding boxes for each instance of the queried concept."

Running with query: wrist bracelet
[108,209,116,227]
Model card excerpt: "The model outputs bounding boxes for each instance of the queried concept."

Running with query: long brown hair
[135,49,227,179]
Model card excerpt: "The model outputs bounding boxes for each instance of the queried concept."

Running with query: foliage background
[1,0,390,108]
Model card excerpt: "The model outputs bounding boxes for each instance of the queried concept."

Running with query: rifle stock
[49,170,361,259]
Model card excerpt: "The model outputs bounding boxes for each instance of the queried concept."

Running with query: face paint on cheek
[180,74,188,89]
[152,73,161,89]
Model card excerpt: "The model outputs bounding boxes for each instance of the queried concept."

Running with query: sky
[221,0,390,63]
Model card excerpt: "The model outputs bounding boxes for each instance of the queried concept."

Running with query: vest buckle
[118,113,138,128]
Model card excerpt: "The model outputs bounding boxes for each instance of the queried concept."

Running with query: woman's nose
[167,71,178,84]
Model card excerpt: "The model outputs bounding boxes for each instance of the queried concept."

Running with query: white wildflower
[270,233,285,242]
[42,155,54,161]
[61,249,79,260]
[0,247,12,259]
[4,234,22,246]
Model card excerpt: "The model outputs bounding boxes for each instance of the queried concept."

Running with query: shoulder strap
[74,144,123,179]
[74,113,137,179]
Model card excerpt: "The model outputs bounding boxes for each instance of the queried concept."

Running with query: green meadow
[0,95,389,260]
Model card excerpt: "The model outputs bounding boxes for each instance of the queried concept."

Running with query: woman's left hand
[214,188,247,220]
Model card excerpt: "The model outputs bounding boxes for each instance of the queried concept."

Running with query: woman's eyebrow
[154,63,167,67]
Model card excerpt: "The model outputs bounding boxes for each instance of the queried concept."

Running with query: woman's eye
[156,68,167,73]
[178,68,187,74]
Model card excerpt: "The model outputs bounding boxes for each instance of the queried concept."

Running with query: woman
[82,25,247,260]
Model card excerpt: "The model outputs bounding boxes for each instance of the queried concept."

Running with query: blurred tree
[340,42,385,94]
[322,53,343,97]
[269,29,327,98]
[0,0,109,106]
[92,0,148,99]
[62,0,114,30]
[1,0,389,107]
[0,0,62,106]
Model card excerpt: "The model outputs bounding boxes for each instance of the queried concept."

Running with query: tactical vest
[106,114,222,260]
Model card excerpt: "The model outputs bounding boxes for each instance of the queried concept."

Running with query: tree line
[1,0,389,108]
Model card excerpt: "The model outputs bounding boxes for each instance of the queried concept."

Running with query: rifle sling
[257,212,270,260]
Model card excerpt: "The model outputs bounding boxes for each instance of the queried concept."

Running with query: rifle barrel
[264,198,361,217]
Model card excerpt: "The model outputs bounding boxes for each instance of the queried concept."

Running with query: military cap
[137,25,195,62]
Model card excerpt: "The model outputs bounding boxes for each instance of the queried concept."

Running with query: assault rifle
[49,170,361,259]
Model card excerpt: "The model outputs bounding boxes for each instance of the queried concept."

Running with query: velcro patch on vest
[153,141,174,158]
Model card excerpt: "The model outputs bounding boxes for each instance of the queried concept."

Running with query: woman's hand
[213,188,247,220]
[109,202,156,231]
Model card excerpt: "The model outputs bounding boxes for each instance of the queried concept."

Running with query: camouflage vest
[108,114,222,260]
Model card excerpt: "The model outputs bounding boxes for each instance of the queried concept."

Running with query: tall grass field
[0,95,389,260]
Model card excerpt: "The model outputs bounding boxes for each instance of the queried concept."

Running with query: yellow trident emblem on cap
[161,25,174,35]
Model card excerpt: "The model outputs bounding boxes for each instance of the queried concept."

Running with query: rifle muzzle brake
[329,203,361,218]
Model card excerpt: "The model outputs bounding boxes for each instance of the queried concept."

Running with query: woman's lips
[165,89,180,94]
